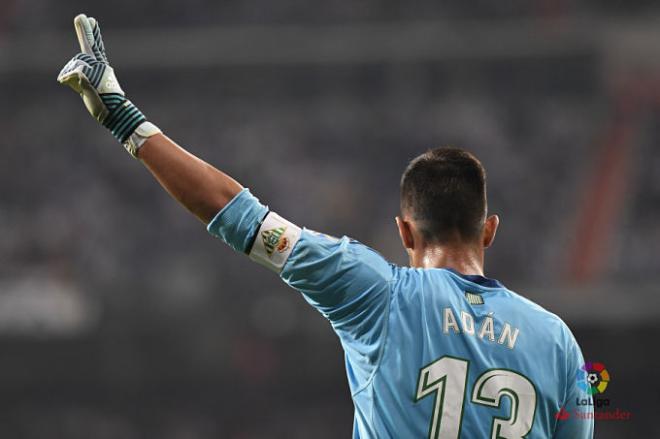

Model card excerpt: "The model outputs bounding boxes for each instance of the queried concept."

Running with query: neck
[409,243,485,276]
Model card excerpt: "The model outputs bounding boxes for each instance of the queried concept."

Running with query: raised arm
[57,14,241,223]
[58,15,396,387]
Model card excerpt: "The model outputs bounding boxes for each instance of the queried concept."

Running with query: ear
[396,216,415,251]
[482,214,499,248]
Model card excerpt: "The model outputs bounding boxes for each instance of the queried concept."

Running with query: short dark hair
[400,147,487,244]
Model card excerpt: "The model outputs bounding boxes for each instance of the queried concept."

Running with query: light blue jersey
[208,189,594,439]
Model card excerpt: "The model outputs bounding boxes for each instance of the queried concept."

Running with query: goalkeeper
[58,15,593,439]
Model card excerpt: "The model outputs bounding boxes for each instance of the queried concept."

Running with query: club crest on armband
[261,226,290,256]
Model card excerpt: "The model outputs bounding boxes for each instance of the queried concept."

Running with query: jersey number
[415,356,537,439]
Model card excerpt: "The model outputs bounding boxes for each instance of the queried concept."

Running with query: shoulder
[505,288,578,346]
[285,229,399,284]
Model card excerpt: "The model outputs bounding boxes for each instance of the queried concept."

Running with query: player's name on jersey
[442,308,520,350]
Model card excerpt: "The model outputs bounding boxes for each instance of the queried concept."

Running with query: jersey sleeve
[207,189,395,386]
[206,188,269,254]
[554,331,594,439]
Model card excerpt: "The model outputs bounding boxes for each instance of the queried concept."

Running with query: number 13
[415,356,537,439]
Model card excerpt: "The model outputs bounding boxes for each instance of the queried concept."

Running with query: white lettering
[443,308,460,334]
[460,311,475,335]
[442,309,520,350]
[478,315,495,342]
[498,323,520,349]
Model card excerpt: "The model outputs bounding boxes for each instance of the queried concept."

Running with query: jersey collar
[445,268,504,289]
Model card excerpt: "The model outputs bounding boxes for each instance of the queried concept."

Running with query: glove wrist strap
[123,121,162,158]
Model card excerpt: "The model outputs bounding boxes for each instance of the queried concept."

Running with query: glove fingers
[57,54,106,89]
[87,16,109,64]
[74,14,96,59]
[57,57,87,81]
[57,69,87,94]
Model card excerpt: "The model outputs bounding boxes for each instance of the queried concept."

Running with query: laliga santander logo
[558,361,631,421]
[577,362,610,395]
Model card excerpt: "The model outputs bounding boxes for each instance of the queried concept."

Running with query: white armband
[249,212,302,273]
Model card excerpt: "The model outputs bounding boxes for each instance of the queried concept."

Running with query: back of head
[400,147,487,245]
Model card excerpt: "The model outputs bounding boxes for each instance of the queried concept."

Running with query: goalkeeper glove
[57,14,161,157]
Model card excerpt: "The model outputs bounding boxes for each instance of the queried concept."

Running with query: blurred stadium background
[1,1,659,437]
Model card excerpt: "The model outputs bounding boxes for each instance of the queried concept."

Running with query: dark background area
[1,1,660,437]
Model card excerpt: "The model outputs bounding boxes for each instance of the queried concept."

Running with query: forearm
[138,133,242,224]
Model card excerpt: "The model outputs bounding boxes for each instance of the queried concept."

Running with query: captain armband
[249,212,302,273]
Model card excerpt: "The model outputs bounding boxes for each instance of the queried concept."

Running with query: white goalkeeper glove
[57,14,161,157]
